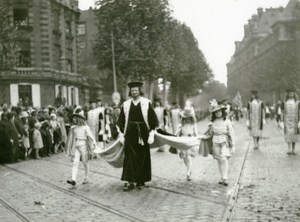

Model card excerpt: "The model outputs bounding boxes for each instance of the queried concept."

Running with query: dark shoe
[187,172,192,181]
[136,183,143,190]
[222,180,229,186]
[123,183,134,191]
[287,152,293,156]
[67,180,76,186]
[292,152,296,155]
[218,179,224,185]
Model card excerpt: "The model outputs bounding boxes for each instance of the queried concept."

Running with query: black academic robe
[4,121,19,163]
[117,101,159,183]
[0,119,9,163]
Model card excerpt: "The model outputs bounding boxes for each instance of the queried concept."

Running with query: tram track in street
[44,158,228,206]
[223,122,285,221]
[221,137,252,222]
[0,196,32,222]
[2,164,142,222]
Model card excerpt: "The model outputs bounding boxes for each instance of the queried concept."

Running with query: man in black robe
[0,113,9,163]
[117,81,159,191]
[5,112,19,163]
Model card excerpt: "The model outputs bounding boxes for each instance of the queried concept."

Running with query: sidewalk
[229,121,300,221]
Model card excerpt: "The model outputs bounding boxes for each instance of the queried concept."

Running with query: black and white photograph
[0,0,300,221]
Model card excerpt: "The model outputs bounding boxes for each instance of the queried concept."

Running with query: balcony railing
[0,67,83,83]
[14,20,33,31]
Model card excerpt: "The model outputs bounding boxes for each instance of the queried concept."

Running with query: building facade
[77,8,106,102]
[227,0,300,105]
[78,8,125,103]
[0,0,89,108]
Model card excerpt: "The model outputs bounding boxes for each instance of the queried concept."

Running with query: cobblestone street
[228,121,300,222]
[1,120,299,221]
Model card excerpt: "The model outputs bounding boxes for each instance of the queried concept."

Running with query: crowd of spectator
[0,103,74,163]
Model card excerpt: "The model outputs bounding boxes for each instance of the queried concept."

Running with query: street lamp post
[111,30,117,93]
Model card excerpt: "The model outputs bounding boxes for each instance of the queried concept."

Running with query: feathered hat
[209,99,226,113]
[71,106,85,120]
[180,105,195,118]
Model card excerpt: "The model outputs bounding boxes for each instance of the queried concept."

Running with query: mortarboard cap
[251,90,258,94]
[127,81,143,88]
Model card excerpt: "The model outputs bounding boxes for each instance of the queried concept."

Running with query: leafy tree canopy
[0,5,18,71]
[94,0,212,95]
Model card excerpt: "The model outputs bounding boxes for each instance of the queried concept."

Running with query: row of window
[10,84,79,107]
[14,8,86,35]
[17,51,74,72]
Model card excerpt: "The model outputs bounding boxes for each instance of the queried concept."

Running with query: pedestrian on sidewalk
[33,122,43,159]
[276,100,283,127]
[200,99,235,186]
[21,112,31,159]
[281,89,300,155]
[5,112,19,163]
[117,81,159,191]
[65,107,97,186]
[154,99,168,152]
[40,121,52,157]
[178,103,198,181]
[170,102,181,135]
[247,90,265,149]
[49,113,61,154]
[265,103,271,123]
[56,110,67,151]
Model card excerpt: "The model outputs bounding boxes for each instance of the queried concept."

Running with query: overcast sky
[79,0,289,85]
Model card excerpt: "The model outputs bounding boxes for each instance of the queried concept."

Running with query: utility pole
[111,30,117,92]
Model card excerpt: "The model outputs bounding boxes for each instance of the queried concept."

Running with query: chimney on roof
[257,8,263,18]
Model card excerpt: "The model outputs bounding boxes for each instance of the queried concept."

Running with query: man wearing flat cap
[280,88,300,155]
[247,90,265,149]
[117,81,159,191]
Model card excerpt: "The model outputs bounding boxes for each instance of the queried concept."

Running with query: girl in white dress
[281,89,300,155]
[247,90,265,149]
[178,103,198,181]
[201,99,235,186]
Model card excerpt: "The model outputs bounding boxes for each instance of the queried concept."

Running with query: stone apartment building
[227,0,300,105]
[77,8,106,102]
[0,0,89,108]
